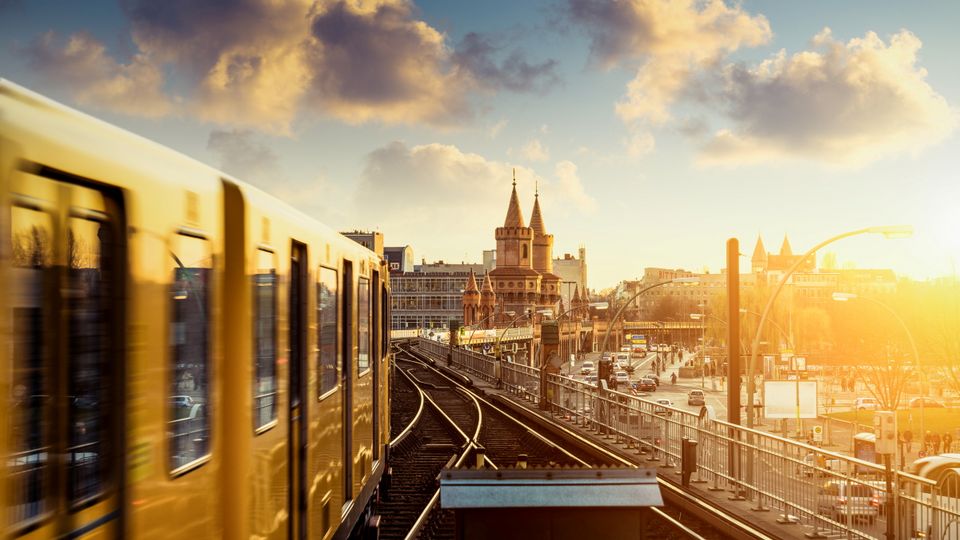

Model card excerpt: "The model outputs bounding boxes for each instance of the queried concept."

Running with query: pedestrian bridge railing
[409,337,959,540]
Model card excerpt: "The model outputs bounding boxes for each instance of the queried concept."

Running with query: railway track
[384,343,759,540]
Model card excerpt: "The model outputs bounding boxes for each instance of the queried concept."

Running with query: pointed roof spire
[752,235,766,261]
[465,270,479,293]
[572,285,581,303]
[503,168,525,228]
[530,186,546,236]
[481,273,495,294]
[780,234,793,256]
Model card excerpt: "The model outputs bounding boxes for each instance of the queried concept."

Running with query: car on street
[817,480,879,524]
[171,395,196,409]
[909,397,945,408]
[654,398,673,416]
[624,362,635,373]
[637,378,657,392]
[580,361,595,375]
[615,371,629,385]
[687,390,705,406]
[855,397,878,410]
[645,373,660,386]
[620,346,632,353]
[584,374,598,385]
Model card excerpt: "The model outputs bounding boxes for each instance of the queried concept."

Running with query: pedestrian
[671,372,677,385]
[943,433,953,453]
[904,430,913,453]
[933,432,942,454]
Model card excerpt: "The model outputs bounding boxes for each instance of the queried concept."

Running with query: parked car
[688,390,705,406]
[855,397,878,411]
[615,371,629,385]
[654,398,674,416]
[580,361,595,375]
[909,397,944,408]
[817,480,879,524]
[637,378,657,392]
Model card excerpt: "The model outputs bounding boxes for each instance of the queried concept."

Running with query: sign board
[763,380,818,419]
[793,356,806,371]
[874,411,897,455]
[812,425,823,443]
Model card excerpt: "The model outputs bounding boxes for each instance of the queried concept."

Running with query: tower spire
[503,170,525,228]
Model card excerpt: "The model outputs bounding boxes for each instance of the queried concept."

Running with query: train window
[9,206,54,523]
[67,215,113,504]
[318,266,338,397]
[358,276,370,372]
[253,249,277,431]
[168,233,212,473]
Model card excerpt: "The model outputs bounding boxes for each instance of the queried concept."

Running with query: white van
[580,361,595,375]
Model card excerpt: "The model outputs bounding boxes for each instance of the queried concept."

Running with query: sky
[1,0,958,289]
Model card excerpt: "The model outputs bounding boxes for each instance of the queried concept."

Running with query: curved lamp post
[833,291,923,446]
[690,310,794,390]
[599,278,699,388]
[465,311,503,347]
[494,309,533,363]
[544,303,609,375]
[746,225,912,428]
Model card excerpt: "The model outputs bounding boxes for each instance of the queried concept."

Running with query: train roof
[0,78,380,263]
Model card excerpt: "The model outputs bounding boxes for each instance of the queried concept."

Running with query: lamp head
[867,225,914,239]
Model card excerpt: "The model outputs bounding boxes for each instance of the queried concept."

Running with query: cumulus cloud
[453,32,559,93]
[519,138,550,162]
[355,141,594,255]
[700,28,957,166]
[24,0,554,132]
[568,0,770,144]
[22,31,174,117]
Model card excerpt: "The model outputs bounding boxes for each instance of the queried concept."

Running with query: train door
[371,270,380,461]
[288,242,307,540]
[7,170,125,538]
[341,260,354,505]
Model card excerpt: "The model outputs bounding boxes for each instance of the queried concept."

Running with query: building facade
[384,245,414,273]
[554,246,588,307]
[342,230,383,257]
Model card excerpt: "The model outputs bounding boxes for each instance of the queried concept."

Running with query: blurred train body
[0,80,391,539]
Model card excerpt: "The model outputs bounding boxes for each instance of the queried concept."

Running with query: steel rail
[398,346,590,467]
[389,367,426,448]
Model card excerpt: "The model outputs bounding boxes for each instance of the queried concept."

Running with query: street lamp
[465,311,503,347]
[494,309,532,365]
[832,291,924,448]
[548,303,608,375]
[600,278,699,356]
[746,225,913,428]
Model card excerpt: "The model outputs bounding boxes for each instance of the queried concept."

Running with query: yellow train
[0,80,391,539]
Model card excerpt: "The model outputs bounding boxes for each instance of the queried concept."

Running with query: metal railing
[411,338,960,539]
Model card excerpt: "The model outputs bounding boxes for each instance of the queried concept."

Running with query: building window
[358,277,370,372]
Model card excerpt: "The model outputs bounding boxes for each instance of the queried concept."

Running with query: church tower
[462,270,480,326]
[489,170,540,320]
[480,273,496,327]
[751,235,767,273]
[529,184,560,310]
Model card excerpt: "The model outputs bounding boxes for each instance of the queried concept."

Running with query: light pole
[465,311,503,349]
[495,309,532,364]
[746,225,912,428]
[833,291,923,450]
[544,303,609,376]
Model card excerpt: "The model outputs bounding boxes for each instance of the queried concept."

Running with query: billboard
[625,334,647,344]
[763,380,817,419]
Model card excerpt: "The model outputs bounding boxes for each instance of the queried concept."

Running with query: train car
[0,79,390,539]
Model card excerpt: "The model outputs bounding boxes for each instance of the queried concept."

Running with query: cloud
[207,129,281,184]
[355,141,594,256]
[624,130,655,157]
[488,118,509,138]
[304,0,471,126]
[554,160,596,213]
[519,138,550,162]
[700,28,957,166]
[22,31,174,117]
[452,32,559,93]
[568,0,770,144]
